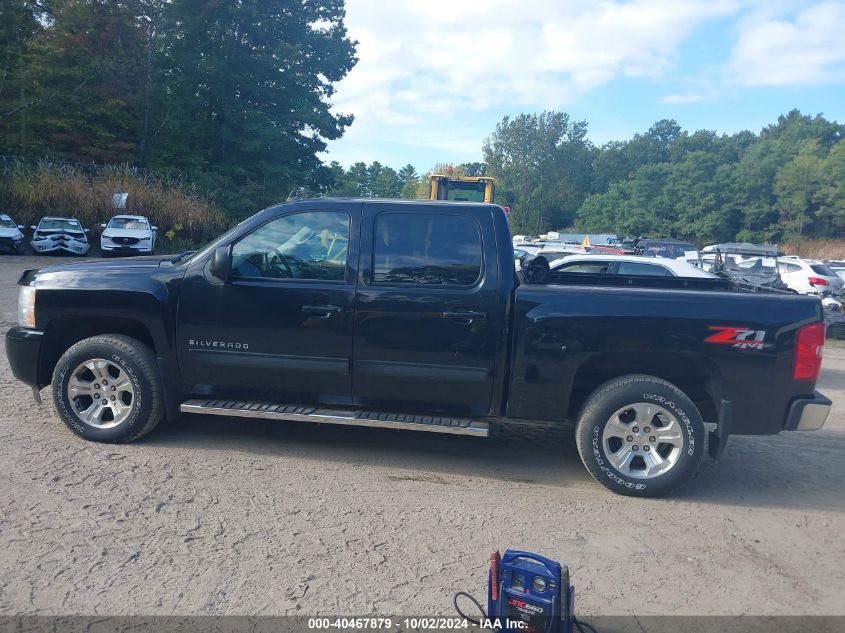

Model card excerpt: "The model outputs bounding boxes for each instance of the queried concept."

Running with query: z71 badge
[705,326,766,349]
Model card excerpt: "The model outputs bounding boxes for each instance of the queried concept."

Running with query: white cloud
[728,1,845,86]
[660,92,708,104]
[327,0,742,165]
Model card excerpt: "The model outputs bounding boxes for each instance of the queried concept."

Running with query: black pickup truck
[5,200,832,496]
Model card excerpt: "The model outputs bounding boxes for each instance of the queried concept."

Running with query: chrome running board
[179,399,489,437]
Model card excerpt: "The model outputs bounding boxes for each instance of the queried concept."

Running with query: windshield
[0,218,16,229]
[445,181,486,202]
[108,217,149,230]
[38,219,82,231]
[723,254,779,278]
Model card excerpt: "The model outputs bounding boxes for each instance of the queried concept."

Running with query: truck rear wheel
[575,375,705,497]
[52,335,164,442]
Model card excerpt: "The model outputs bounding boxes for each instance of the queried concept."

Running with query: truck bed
[506,281,823,434]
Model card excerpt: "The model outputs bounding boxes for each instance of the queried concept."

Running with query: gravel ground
[0,255,843,617]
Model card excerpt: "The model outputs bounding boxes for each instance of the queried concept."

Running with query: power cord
[573,617,598,633]
[453,591,487,626]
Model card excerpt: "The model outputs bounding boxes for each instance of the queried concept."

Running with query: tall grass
[0,159,227,248]
[781,239,845,261]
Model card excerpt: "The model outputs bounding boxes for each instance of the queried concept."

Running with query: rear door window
[373,213,482,286]
[556,261,610,274]
[615,261,673,276]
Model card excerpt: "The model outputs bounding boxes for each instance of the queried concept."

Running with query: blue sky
[322,0,845,172]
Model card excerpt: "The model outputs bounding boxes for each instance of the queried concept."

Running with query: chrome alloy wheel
[602,402,685,479]
[67,358,135,429]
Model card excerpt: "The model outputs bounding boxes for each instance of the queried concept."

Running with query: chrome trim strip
[179,400,489,437]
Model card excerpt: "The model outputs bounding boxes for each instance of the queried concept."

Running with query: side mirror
[209,245,231,281]
[84,228,90,233]
[17,224,24,230]
[505,191,515,206]
[151,226,158,231]
[100,224,106,229]
[30,225,36,230]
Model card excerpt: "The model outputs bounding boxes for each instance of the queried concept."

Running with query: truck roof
[291,197,497,205]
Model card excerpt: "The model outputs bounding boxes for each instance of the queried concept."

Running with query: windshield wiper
[170,250,195,263]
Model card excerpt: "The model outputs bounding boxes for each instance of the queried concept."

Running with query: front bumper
[5,327,46,389]
[784,391,832,431]
[30,240,90,255]
[0,237,23,252]
[101,243,152,253]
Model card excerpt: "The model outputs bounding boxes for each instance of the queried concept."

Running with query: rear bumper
[784,391,832,431]
[5,327,45,389]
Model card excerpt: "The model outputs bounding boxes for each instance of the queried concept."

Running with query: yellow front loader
[429,174,496,204]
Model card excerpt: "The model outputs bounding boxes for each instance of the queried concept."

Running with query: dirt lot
[0,255,843,617]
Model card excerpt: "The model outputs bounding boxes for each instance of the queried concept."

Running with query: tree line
[0,0,356,216]
[1,2,843,246]
[325,110,844,245]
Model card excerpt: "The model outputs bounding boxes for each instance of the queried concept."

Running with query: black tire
[52,334,164,442]
[575,374,705,497]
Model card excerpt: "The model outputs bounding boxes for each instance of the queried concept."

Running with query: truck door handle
[442,310,487,324]
[302,304,343,318]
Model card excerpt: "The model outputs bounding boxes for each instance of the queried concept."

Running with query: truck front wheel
[52,335,164,442]
[575,375,705,497]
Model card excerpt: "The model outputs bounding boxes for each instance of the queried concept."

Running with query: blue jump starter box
[487,550,573,633]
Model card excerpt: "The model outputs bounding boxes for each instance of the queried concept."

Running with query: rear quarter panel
[508,284,823,434]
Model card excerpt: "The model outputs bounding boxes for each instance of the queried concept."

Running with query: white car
[548,254,717,278]
[828,261,845,281]
[30,217,90,255]
[100,215,157,256]
[0,214,26,254]
[777,259,844,296]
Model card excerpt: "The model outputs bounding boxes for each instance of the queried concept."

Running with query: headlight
[18,286,36,328]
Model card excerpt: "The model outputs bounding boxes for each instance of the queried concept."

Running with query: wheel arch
[39,315,159,386]
[566,351,722,423]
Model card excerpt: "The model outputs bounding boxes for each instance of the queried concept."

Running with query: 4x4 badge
[705,326,766,349]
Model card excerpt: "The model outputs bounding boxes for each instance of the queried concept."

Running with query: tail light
[793,322,825,381]
[808,276,828,286]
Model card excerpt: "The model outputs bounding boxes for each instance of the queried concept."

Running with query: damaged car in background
[0,213,26,254]
[705,243,790,292]
[29,217,91,256]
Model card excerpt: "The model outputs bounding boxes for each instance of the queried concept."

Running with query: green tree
[815,140,845,236]
[398,163,419,198]
[371,164,400,198]
[147,0,357,214]
[2,0,150,161]
[483,111,593,233]
[774,140,825,240]
[0,0,44,153]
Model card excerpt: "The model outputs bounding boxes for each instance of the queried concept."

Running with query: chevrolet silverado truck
[5,200,832,496]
